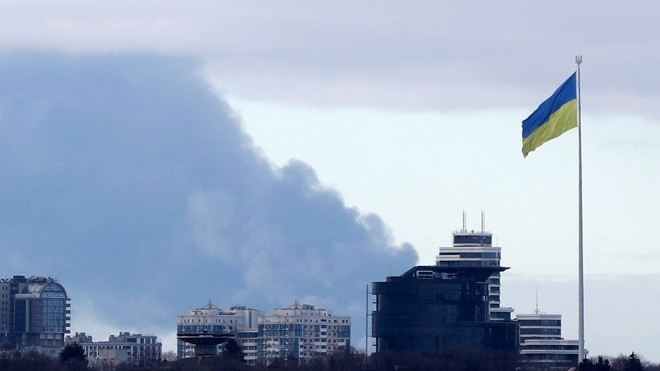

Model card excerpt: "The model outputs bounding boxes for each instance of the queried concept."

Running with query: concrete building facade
[176,301,350,365]
[67,332,162,367]
[258,302,351,364]
[176,301,262,362]
[516,312,580,370]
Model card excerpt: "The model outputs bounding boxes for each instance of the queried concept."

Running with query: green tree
[579,356,612,371]
[624,352,644,371]
[162,350,178,362]
[222,338,244,363]
[59,342,87,369]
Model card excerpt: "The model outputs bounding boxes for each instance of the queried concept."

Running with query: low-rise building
[67,332,162,367]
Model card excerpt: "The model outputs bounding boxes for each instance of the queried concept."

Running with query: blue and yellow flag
[522,73,577,157]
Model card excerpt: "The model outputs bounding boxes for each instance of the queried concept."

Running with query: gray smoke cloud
[0,52,417,344]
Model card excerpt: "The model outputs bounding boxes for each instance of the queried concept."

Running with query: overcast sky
[1,1,658,362]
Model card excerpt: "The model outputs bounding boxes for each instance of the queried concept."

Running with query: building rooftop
[389,265,509,283]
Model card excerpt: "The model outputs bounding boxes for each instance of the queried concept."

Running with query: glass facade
[453,234,492,246]
[8,277,70,349]
[372,266,518,355]
[41,283,67,334]
[436,229,510,322]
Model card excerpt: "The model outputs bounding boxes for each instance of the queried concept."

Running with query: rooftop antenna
[462,211,466,232]
[534,288,540,314]
[481,210,485,232]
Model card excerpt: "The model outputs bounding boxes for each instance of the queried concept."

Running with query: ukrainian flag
[522,73,577,157]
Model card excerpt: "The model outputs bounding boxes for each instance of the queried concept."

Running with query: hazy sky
[1,1,658,362]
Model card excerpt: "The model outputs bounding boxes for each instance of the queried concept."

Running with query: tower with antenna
[436,211,513,321]
[515,297,581,369]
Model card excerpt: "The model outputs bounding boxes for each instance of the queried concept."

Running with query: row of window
[438,252,500,259]
[519,320,561,327]
[262,337,348,344]
[261,324,348,330]
[520,328,562,335]
[177,325,233,333]
[180,317,237,324]
[262,318,349,324]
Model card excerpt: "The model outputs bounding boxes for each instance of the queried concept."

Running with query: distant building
[371,265,519,354]
[258,302,351,364]
[66,332,162,367]
[0,275,71,355]
[176,301,262,362]
[516,311,580,370]
[436,212,514,321]
[372,217,519,355]
[176,301,350,365]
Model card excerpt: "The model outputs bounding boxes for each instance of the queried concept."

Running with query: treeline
[578,352,660,371]
[1,344,660,371]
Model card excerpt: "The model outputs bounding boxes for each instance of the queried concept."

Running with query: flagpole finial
[575,55,583,65]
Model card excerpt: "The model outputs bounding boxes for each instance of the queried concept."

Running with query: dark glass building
[372,265,518,354]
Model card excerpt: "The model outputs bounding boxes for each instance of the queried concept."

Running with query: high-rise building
[258,302,351,364]
[516,311,580,370]
[371,265,519,354]
[435,212,514,321]
[0,275,71,355]
[176,301,262,360]
[176,301,350,365]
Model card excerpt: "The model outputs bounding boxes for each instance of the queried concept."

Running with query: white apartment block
[176,301,351,365]
[259,302,351,364]
[176,301,262,362]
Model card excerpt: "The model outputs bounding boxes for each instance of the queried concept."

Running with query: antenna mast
[534,287,539,314]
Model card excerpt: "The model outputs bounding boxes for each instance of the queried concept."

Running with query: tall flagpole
[576,55,585,362]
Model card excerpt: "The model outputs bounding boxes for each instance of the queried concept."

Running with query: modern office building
[176,301,262,361]
[67,332,162,367]
[371,265,519,354]
[516,311,580,370]
[436,213,514,321]
[258,302,351,364]
[0,275,71,355]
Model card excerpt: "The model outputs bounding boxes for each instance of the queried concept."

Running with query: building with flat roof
[516,311,580,370]
[0,275,71,355]
[176,301,262,361]
[372,265,518,354]
[177,301,350,365]
[67,332,161,367]
[258,301,351,364]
